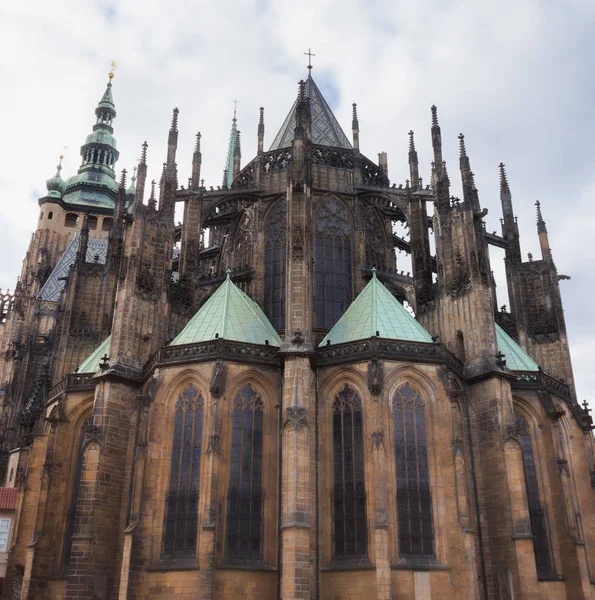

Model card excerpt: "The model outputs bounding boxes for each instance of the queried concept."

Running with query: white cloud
[1,0,594,401]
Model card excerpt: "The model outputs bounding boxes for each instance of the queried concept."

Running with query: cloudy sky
[1,0,594,402]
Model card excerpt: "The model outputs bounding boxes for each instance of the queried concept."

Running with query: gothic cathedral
[0,68,594,599]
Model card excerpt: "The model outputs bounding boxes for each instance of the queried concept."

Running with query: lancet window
[162,384,204,560]
[62,415,92,568]
[332,384,367,558]
[226,384,264,562]
[315,198,353,329]
[515,413,554,577]
[392,383,434,557]
[263,200,287,331]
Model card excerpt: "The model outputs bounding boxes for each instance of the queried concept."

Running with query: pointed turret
[224,108,239,189]
[134,142,148,209]
[257,108,265,155]
[430,106,449,212]
[148,179,157,210]
[499,163,521,264]
[352,103,360,152]
[408,130,419,189]
[233,129,241,181]
[458,134,480,212]
[167,108,179,168]
[535,200,551,261]
[191,132,202,191]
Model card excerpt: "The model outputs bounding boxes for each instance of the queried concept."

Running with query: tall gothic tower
[0,68,594,600]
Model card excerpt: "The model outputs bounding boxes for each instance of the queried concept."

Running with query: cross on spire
[232,99,239,120]
[304,48,315,71]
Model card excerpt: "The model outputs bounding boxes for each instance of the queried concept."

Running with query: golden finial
[108,60,117,80]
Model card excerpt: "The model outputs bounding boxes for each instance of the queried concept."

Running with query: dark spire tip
[458,133,466,157]
[408,130,415,152]
[431,105,439,127]
[171,108,179,132]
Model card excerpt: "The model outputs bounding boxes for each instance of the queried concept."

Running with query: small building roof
[495,324,539,372]
[77,335,111,374]
[269,74,352,151]
[171,273,282,347]
[320,270,433,346]
[0,487,18,510]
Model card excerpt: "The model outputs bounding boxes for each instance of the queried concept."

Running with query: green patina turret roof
[495,324,539,372]
[171,272,282,347]
[45,156,67,199]
[270,74,352,151]
[77,335,111,373]
[321,270,433,345]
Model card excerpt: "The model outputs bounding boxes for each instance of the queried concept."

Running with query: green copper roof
[77,335,111,373]
[321,271,433,346]
[495,324,539,372]
[45,159,67,198]
[270,74,352,151]
[171,273,282,347]
[224,112,238,189]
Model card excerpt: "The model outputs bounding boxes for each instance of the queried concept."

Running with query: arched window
[263,200,287,331]
[62,415,92,568]
[102,217,113,232]
[226,384,264,562]
[364,208,387,271]
[48,211,53,220]
[65,213,78,228]
[393,383,434,558]
[162,384,204,560]
[332,384,367,558]
[315,198,353,329]
[515,413,554,577]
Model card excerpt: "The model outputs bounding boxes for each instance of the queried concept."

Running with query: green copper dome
[45,158,67,199]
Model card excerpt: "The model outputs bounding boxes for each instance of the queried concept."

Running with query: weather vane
[304,48,315,71]
[108,60,117,80]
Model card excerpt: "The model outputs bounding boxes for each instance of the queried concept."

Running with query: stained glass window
[315,198,353,329]
[226,384,264,562]
[264,200,287,331]
[516,413,554,577]
[332,384,367,558]
[393,383,434,557]
[62,415,92,568]
[162,384,204,559]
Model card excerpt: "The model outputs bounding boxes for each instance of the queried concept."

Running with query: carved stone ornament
[371,430,384,451]
[286,405,308,431]
[291,226,305,261]
[367,358,383,397]
[206,432,221,457]
[209,360,227,399]
[291,330,304,346]
[82,420,100,447]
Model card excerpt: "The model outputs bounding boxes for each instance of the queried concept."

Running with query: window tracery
[264,200,287,331]
[162,384,204,560]
[332,384,367,558]
[392,383,434,557]
[515,413,554,577]
[226,384,264,562]
[315,198,353,329]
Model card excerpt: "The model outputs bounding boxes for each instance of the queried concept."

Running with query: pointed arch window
[332,384,367,558]
[392,383,434,558]
[515,413,554,577]
[263,200,287,331]
[62,415,92,568]
[315,198,353,329]
[162,384,204,560]
[226,384,264,562]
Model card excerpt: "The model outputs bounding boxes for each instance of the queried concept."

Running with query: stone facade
[0,72,594,600]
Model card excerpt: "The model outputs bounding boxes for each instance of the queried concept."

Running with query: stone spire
[224,108,239,189]
[191,132,202,190]
[499,163,521,264]
[535,200,551,261]
[352,103,360,151]
[257,107,265,155]
[408,130,419,189]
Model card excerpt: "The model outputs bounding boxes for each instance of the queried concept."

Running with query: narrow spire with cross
[233,99,239,120]
[304,48,315,71]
